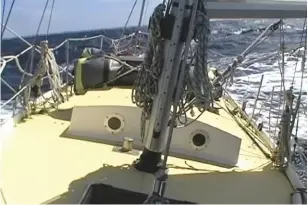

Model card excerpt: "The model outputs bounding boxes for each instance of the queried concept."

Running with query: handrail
[0,26,149,120]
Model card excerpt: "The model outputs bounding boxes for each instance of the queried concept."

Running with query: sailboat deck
[1,88,293,204]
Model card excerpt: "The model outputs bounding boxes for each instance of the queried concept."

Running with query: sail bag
[73,55,139,95]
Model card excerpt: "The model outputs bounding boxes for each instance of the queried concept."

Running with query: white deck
[0,88,295,204]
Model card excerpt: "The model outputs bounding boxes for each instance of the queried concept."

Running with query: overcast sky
[2,0,160,38]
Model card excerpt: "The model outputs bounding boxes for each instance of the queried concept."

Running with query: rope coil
[131,3,165,141]
[187,2,212,110]
[24,40,64,111]
[131,1,213,140]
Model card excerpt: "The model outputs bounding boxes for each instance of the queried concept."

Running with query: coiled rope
[186,1,212,110]
[131,3,165,141]
[174,1,212,126]
[32,41,64,107]
[132,1,212,140]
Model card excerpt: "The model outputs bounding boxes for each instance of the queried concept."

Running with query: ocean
[1,19,307,184]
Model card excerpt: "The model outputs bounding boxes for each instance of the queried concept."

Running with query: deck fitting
[133,148,162,174]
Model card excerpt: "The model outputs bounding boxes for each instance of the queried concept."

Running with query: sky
[1,0,160,38]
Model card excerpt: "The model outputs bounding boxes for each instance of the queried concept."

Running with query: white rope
[0,30,143,106]
[51,35,116,51]
[0,58,6,74]
[1,55,32,76]
[51,39,68,51]
[33,40,63,105]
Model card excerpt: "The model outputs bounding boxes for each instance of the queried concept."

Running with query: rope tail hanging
[186,0,212,111]
[132,3,165,113]
[131,3,166,141]
[31,40,64,110]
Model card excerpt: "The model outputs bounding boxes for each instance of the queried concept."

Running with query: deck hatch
[79,183,196,204]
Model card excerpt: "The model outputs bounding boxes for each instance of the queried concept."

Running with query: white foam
[227,51,307,141]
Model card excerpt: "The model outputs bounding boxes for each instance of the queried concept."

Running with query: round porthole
[189,130,209,151]
[108,117,121,130]
[192,134,206,147]
[104,113,125,134]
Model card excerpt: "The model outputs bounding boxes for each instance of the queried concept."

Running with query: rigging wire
[141,0,150,26]
[291,20,307,141]
[1,0,6,28]
[46,0,55,40]
[275,20,286,138]
[273,19,286,138]
[120,0,138,38]
[292,36,306,153]
[33,0,50,44]
[24,0,50,72]
[278,19,286,92]
[1,0,15,40]
[19,0,50,111]
[291,18,306,85]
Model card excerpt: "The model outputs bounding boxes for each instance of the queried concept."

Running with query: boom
[206,0,306,18]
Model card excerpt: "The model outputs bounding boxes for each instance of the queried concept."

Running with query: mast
[133,1,202,202]
[133,0,198,173]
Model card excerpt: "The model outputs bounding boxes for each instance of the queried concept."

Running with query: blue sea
[1,19,307,184]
